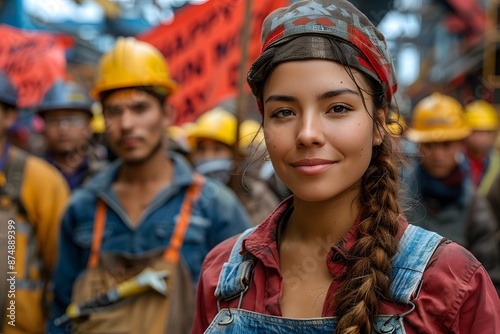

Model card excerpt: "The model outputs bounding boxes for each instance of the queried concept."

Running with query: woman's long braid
[333,130,402,334]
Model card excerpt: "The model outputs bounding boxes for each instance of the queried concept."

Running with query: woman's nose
[295,113,325,148]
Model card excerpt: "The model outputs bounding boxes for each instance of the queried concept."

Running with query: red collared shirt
[193,197,500,333]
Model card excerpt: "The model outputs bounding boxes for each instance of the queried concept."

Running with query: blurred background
[0,0,496,142]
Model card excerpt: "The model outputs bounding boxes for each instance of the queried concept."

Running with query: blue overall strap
[390,224,444,302]
[214,227,256,301]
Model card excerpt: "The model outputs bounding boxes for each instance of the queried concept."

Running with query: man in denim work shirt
[47,37,250,333]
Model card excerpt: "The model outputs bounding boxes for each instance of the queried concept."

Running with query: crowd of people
[0,0,499,333]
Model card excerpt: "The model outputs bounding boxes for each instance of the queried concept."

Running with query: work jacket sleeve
[201,180,251,249]
[450,264,500,332]
[466,193,500,294]
[21,157,70,277]
[46,195,89,334]
[486,171,500,239]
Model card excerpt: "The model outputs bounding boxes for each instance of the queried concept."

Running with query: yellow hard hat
[464,100,499,131]
[239,119,264,154]
[187,108,237,149]
[386,112,406,136]
[406,93,471,143]
[90,37,177,100]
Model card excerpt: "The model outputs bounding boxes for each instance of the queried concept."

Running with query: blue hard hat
[0,73,17,108]
[37,80,93,116]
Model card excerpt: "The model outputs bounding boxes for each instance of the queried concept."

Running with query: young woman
[192,1,500,333]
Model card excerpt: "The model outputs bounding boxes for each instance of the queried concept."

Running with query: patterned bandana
[247,0,398,109]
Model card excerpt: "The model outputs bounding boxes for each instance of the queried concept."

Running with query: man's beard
[122,139,163,167]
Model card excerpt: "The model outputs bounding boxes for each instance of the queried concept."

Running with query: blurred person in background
[402,92,500,294]
[0,73,70,334]
[486,168,500,267]
[187,107,279,226]
[36,80,107,191]
[48,37,250,333]
[463,100,500,196]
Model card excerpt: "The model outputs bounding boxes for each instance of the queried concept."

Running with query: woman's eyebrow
[317,89,359,100]
[265,88,359,104]
[265,95,297,104]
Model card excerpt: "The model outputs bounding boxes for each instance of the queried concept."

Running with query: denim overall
[206,224,443,334]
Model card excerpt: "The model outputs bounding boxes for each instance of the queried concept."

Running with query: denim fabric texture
[207,309,405,334]
[209,225,442,334]
[48,152,250,333]
[214,227,256,301]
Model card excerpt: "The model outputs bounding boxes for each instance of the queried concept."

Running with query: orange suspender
[163,173,204,263]
[87,174,205,268]
[88,200,107,268]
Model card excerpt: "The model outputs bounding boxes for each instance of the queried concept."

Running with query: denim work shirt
[48,152,250,333]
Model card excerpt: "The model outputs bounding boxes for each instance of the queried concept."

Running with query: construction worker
[47,37,250,333]
[463,100,500,195]
[187,107,280,226]
[0,73,70,333]
[37,80,107,191]
[402,93,500,293]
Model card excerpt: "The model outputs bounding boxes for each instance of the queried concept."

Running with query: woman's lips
[290,159,335,175]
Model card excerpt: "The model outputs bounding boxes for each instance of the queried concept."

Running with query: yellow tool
[53,267,168,326]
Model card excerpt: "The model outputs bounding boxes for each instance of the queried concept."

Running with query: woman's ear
[373,107,388,146]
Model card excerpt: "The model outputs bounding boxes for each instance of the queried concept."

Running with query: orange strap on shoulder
[163,174,204,264]
[88,199,107,268]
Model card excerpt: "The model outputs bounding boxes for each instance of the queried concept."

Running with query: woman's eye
[329,104,351,114]
[271,109,294,118]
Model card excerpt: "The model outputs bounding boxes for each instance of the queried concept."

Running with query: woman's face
[262,59,385,203]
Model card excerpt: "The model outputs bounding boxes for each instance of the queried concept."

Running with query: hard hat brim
[90,81,177,101]
[405,128,471,143]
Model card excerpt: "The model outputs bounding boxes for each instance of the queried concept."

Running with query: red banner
[0,25,73,108]
[138,0,287,124]
[444,0,485,49]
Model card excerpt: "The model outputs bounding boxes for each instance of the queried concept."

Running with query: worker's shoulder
[427,240,482,276]
[20,151,67,186]
[199,177,241,204]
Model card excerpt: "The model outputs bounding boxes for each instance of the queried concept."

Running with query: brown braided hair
[256,34,404,334]
[332,72,402,334]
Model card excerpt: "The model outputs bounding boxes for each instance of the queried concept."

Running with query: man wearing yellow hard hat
[48,37,250,333]
[462,100,500,195]
[402,92,500,294]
